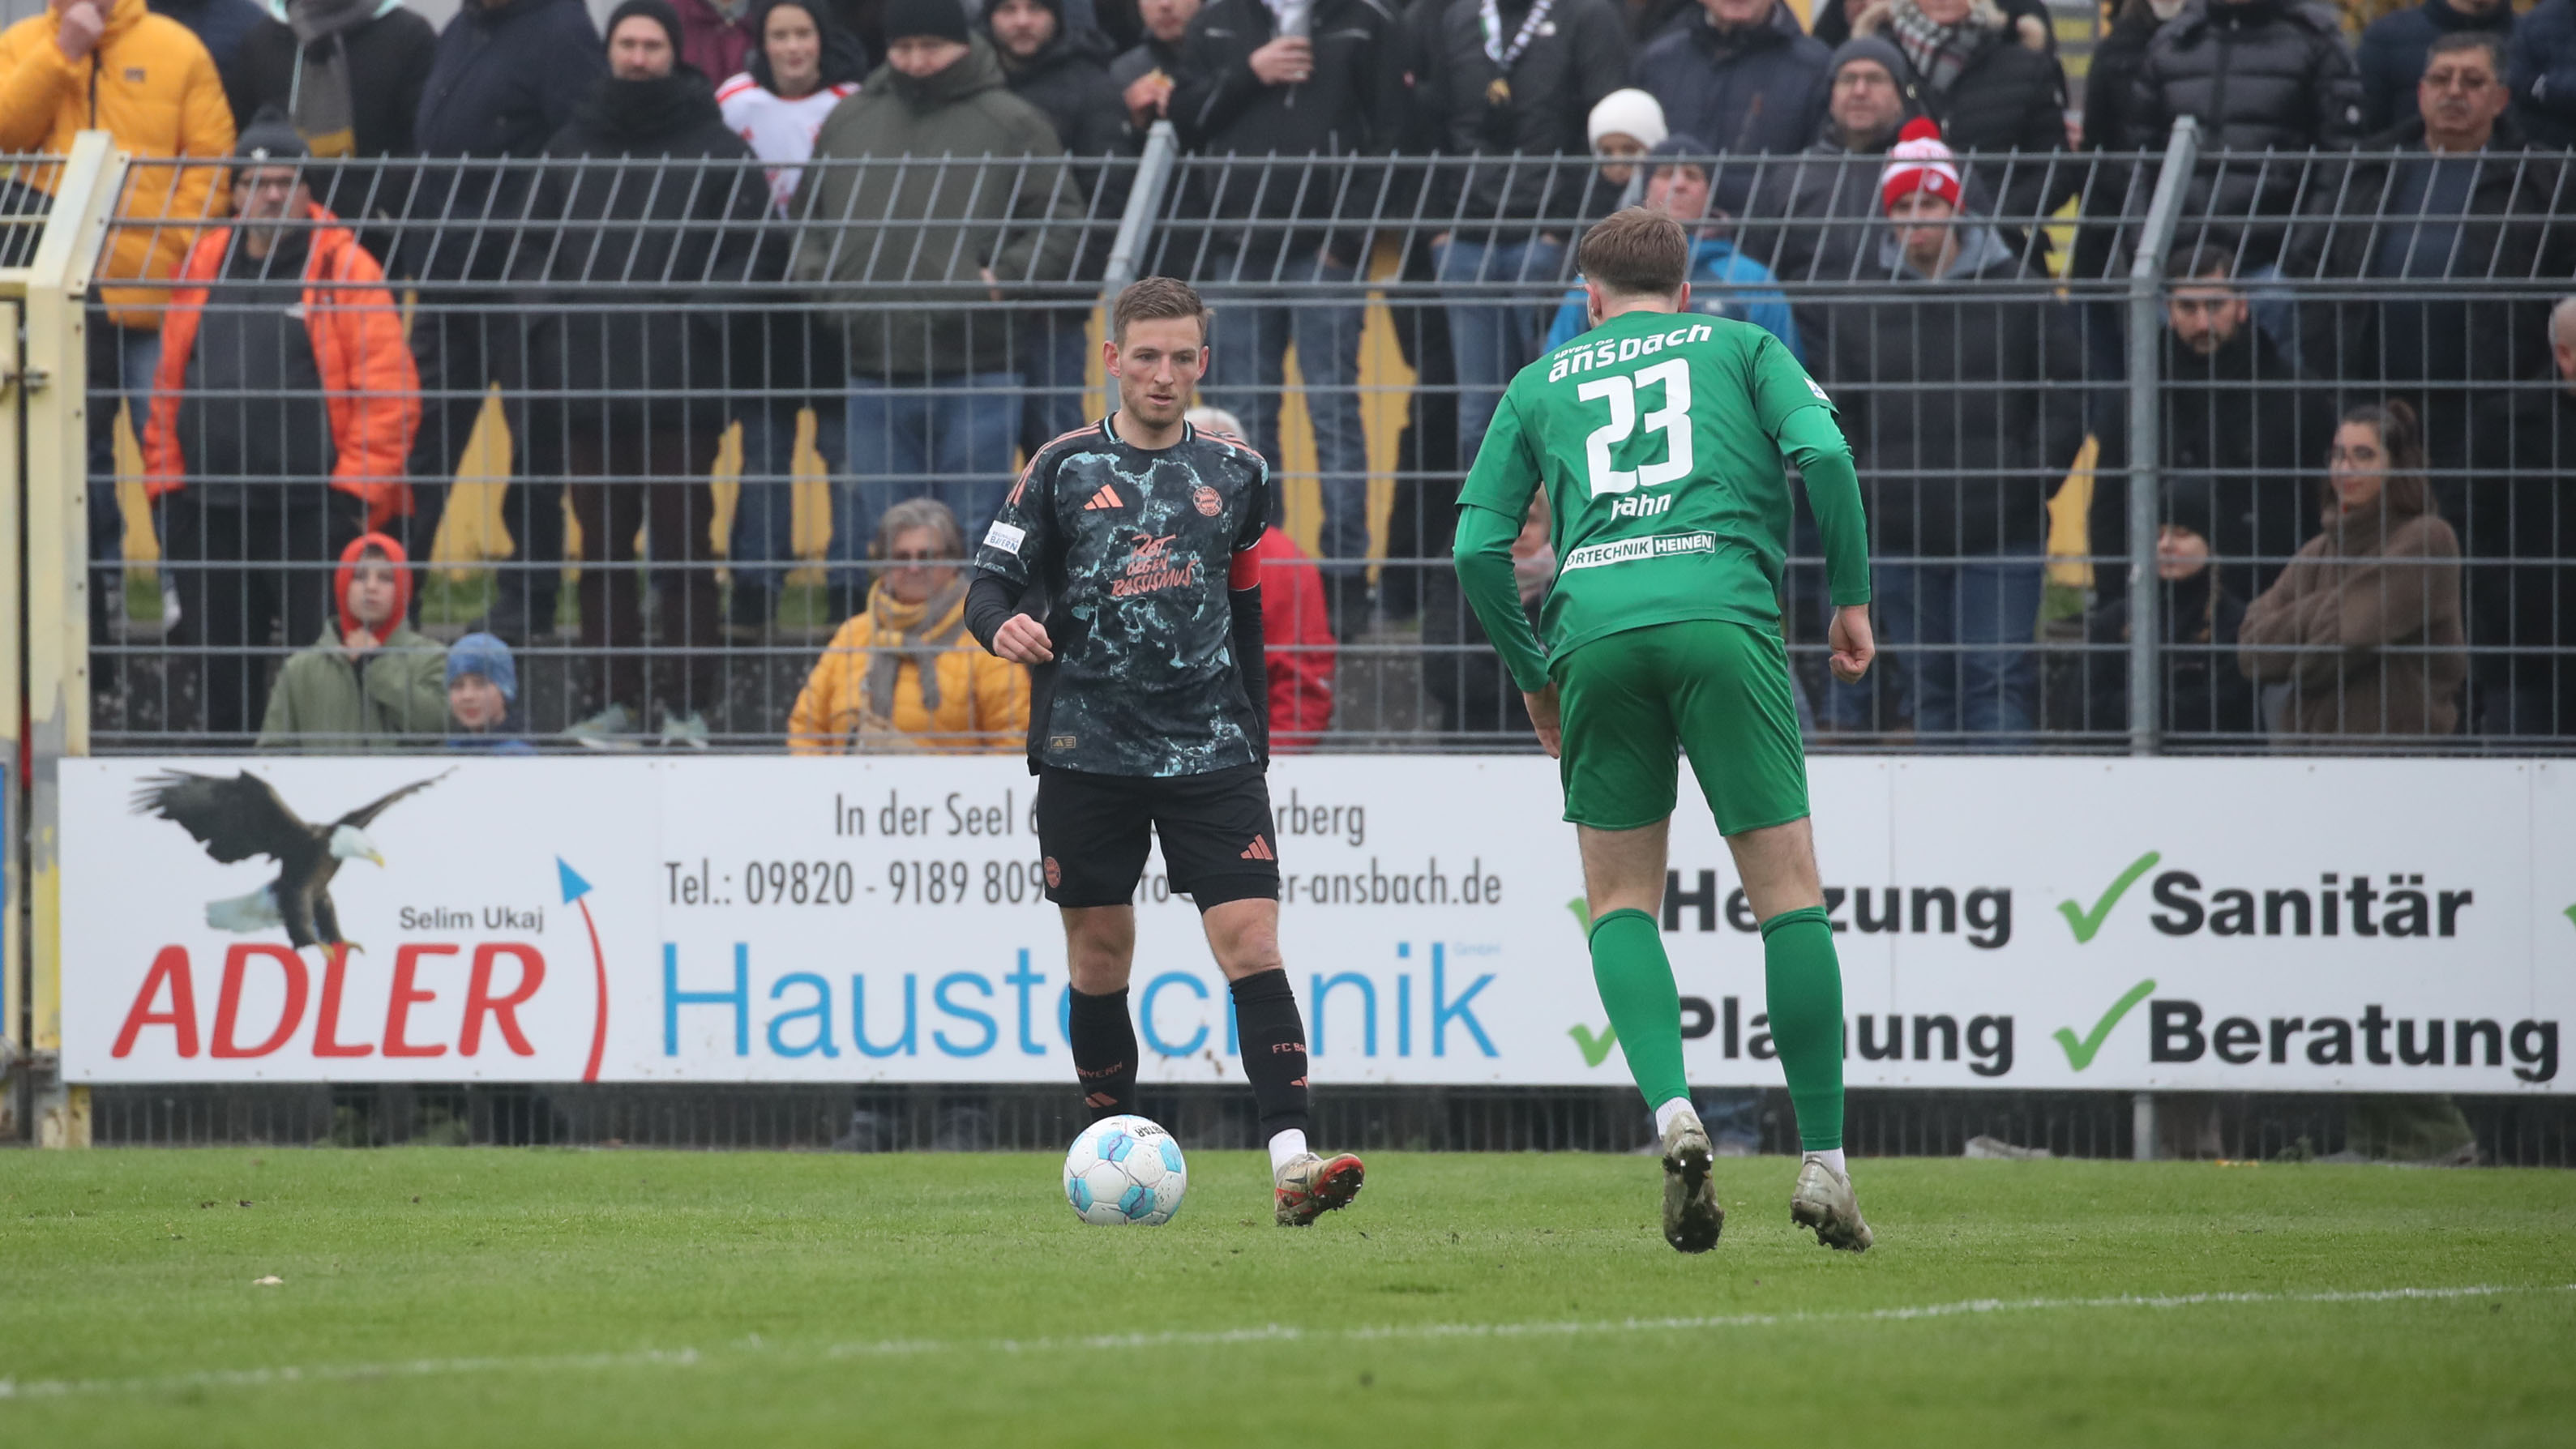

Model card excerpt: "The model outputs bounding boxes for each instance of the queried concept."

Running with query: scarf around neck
[1886,0,2000,96]
[859,574,970,726]
[285,0,380,156]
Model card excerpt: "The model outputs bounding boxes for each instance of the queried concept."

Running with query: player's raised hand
[1522,683,1563,759]
[1829,605,1875,684]
[993,613,1055,665]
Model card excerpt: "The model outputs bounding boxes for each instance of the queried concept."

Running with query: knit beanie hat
[446,632,520,703]
[1587,88,1668,150]
[235,106,308,162]
[604,0,685,53]
[883,0,971,43]
[1879,117,1962,214]
[1829,35,1910,88]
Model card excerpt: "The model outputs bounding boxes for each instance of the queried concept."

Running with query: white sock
[1807,1148,1848,1177]
[1652,1097,1698,1139]
[1267,1129,1309,1172]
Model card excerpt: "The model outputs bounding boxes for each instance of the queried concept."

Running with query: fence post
[2124,117,2199,757]
[24,131,125,1148]
[1099,120,1179,416]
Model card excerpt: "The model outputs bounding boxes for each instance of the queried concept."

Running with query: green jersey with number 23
[1457,308,1838,664]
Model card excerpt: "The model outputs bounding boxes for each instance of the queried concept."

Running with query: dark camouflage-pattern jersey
[972,416,1269,777]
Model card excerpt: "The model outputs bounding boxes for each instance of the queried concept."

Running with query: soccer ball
[1063,1114,1187,1225]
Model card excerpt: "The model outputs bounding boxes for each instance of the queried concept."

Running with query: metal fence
[64,128,2576,757]
[74,1082,2576,1166]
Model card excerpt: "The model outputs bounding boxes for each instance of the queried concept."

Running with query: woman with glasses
[2239,399,2467,741]
[786,497,1031,750]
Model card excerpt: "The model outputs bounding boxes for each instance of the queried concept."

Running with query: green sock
[1761,906,1846,1152]
[1587,908,1689,1113]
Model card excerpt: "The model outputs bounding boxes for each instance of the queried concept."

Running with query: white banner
[64,755,2573,1092]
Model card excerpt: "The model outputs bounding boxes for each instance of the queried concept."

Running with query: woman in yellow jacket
[788,498,1030,754]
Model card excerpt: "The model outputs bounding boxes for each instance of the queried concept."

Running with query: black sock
[1067,986,1138,1121]
[1229,969,1312,1143]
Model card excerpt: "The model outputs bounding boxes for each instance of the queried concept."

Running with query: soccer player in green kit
[1452,208,1876,1255]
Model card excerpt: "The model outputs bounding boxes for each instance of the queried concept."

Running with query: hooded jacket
[792,36,1083,377]
[516,66,775,434]
[1851,0,2071,222]
[2129,0,2364,264]
[1629,2,1830,215]
[788,580,1032,752]
[2356,0,2517,135]
[257,532,452,750]
[2238,496,2465,738]
[0,0,235,327]
[1821,222,2086,555]
[143,201,418,521]
[674,0,760,82]
[2083,557,2258,735]
[987,2,1133,232]
[408,0,607,282]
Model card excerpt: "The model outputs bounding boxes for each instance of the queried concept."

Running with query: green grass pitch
[2,1150,2571,1447]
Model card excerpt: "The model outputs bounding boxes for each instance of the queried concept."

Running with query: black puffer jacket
[1417,0,1630,228]
[514,71,775,435]
[2073,0,2169,283]
[2464,382,2576,731]
[2129,0,2364,263]
[1820,224,2088,556]
[1851,0,2072,223]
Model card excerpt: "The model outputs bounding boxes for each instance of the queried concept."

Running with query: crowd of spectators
[6,0,2572,750]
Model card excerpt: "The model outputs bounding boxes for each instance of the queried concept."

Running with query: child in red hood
[255,533,451,751]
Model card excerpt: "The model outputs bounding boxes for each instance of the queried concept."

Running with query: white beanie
[1587,88,1669,151]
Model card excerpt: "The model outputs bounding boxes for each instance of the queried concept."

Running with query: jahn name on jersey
[1610,493,1675,519]
[1547,322,1718,384]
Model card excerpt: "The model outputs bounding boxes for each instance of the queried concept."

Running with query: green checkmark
[1566,896,1590,934]
[2053,978,2158,1071]
[2563,904,2575,930]
[2056,850,2163,943]
[1568,1022,1619,1067]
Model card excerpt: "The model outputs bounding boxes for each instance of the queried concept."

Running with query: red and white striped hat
[1879,118,1962,215]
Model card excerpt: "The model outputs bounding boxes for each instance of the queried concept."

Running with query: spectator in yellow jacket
[788,498,1031,753]
[0,0,235,670]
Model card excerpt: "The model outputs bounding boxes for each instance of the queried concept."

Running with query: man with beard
[516,0,773,744]
[2092,246,2335,601]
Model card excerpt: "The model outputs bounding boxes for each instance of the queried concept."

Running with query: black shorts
[1036,763,1280,910]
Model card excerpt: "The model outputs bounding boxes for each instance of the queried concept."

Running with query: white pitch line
[2,1284,2565,1404]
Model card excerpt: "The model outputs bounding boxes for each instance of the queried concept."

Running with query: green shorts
[1553,618,1810,836]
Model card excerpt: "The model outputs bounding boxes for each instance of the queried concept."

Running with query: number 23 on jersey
[1577,358,1694,498]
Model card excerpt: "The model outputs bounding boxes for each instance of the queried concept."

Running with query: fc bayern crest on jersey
[1192,484,1222,517]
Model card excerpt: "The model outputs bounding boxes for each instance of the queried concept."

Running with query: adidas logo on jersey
[1083,485,1123,511]
[1240,837,1276,861]
[1610,492,1674,519]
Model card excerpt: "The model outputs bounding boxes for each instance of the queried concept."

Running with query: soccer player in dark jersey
[965,276,1366,1228]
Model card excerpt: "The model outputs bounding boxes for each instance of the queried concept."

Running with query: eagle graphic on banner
[131,769,451,951]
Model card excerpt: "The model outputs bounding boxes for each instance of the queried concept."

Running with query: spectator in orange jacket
[0,0,235,660]
[1187,406,1335,749]
[143,111,417,738]
[788,498,1033,753]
